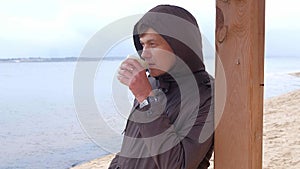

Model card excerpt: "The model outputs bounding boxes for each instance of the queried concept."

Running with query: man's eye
[150,43,156,47]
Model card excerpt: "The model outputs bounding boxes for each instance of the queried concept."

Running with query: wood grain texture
[215,0,265,168]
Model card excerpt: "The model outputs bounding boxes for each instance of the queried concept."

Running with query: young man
[109,5,214,169]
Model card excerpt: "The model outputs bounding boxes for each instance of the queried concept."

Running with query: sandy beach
[71,89,300,169]
[263,89,300,168]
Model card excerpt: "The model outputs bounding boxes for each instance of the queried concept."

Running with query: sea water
[0,62,103,169]
[0,56,299,168]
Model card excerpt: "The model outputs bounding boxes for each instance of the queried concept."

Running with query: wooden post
[215,0,265,169]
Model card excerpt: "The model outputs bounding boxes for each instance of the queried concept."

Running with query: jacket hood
[133,5,205,76]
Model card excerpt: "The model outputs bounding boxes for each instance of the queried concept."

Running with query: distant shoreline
[0,57,124,63]
[289,72,300,77]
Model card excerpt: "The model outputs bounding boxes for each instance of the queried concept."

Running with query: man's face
[139,28,176,77]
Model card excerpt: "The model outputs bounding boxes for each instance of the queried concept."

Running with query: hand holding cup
[117,55,151,102]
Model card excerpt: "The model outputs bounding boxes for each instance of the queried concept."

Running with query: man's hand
[117,58,152,103]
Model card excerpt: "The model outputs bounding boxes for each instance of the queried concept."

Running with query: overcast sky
[0,0,299,58]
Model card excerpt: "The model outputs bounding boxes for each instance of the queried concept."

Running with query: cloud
[1,0,299,58]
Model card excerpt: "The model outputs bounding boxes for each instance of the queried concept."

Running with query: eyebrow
[139,37,157,44]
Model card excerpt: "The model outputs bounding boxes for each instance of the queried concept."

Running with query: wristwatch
[139,95,158,109]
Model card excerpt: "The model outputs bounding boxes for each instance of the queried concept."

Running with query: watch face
[148,96,158,103]
[139,94,160,109]
[139,99,149,109]
[143,99,149,105]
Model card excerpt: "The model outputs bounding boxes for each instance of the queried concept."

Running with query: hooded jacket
[109,5,214,169]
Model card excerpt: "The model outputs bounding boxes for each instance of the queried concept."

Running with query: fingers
[126,58,145,71]
[117,58,147,86]
[120,62,134,72]
[117,60,135,86]
[119,59,145,75]
[118,63,132,86]
[117,58,151,101]
[117,74,130,86]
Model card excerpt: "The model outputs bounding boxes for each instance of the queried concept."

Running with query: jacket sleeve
[130,87,214,169]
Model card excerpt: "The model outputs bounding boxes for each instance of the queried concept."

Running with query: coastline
[71,89,300,169]
[289,72,300,78]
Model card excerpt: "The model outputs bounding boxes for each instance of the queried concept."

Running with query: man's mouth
[148,63,155,67]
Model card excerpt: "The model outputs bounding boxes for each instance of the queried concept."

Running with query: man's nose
[141,48,151,59]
